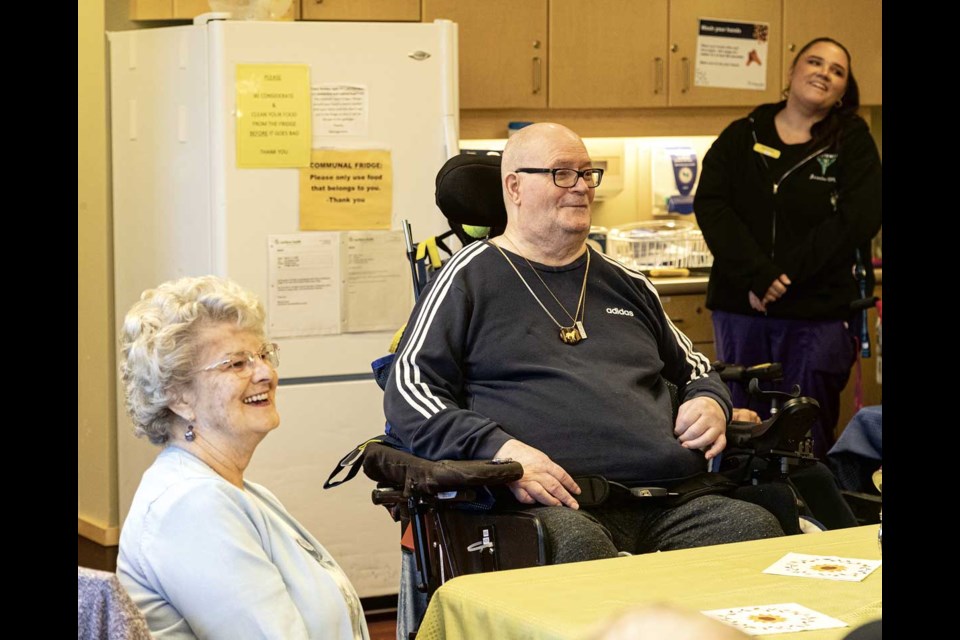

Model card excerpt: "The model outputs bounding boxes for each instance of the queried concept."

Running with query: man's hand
[731,408,761,424]
[493,439,581,509]
[674,396,728,460]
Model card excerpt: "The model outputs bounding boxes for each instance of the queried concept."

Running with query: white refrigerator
[108,16,459,597]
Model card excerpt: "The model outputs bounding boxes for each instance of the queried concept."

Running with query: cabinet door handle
[654,57,664,94]
[681,57,690,93]
[532,56,542,94]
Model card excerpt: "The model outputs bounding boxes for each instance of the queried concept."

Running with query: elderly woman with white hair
[117,275,369,640]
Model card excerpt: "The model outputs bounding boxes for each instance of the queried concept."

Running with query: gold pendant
[559,325,583,345]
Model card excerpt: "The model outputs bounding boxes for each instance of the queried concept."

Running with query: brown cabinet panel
[659,293,713,342]
[130,0,299,20]
[694,341,716,363]
[550,0,669,108]
[782,0,882,105]
[301,0,419,21]
[424,0,548,109]
[130,0,173,20]
[174,1,215,19]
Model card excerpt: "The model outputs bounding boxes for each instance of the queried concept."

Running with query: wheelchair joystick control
[747,378,802,415]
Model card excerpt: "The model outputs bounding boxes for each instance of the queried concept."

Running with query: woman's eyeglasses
[199,343,280,377]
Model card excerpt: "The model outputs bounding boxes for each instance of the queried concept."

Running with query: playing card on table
[702,603,847,635]
[762,552,881,582]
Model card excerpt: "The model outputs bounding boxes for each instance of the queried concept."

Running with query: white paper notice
[695,18,769,91]
[268,233,341,337]
[312,84,369,137]
[342,231,413,333]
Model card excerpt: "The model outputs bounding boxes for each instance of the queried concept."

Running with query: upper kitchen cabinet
[668,0,783,107]
[550,0,669,108]
[423,0,548,109]
[129,1,298,20]
[300,0,420,21]
[782,0,882,105]
[129,1,174,20]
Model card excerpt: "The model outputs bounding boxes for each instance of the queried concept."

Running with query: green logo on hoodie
[817,153,838,175]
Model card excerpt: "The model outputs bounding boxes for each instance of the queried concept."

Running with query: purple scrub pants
[711,310,857,459]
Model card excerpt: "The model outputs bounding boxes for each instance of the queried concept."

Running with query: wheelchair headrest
[435,153,507,229]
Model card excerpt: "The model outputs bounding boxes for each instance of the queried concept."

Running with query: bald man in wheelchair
[384,123,784,563]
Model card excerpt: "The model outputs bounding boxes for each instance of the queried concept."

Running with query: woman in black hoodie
[694,37,882,459]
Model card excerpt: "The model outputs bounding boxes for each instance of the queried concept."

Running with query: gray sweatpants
[527,494,785,563]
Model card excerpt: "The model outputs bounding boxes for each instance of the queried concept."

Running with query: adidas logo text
[606,307,635,316]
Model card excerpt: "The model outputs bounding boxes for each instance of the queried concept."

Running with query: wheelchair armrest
[362,442,523,498]
[727,396,821,455]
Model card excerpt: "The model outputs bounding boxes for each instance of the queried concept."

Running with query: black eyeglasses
[514,167,604,188]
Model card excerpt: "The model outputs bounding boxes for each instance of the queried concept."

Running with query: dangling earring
[781,87,789,99]
[835,97,844,108]
[185,424,196,442]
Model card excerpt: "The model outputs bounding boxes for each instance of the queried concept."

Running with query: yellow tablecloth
[417,526,882,640]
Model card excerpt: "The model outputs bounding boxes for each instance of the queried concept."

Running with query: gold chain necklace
[492,241,589,345]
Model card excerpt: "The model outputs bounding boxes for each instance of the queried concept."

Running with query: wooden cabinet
[668,0,783,107]
[130,0,298,20]
[129,0,174,20]
[175,1,218,18]
[431,0,787,110]
[659,293,715,360]
[423,0,548,109]
[782,0,882,105]
[554,0,782,108]
[300,0,419,22]
[550,0,669,108]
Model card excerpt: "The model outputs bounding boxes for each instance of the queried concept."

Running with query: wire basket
[681,229,714,270]
[607,221,713,271]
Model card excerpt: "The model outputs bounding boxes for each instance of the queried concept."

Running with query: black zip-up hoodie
[694,102,882,320]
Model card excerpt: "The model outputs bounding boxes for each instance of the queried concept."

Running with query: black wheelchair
[324,152,839,639]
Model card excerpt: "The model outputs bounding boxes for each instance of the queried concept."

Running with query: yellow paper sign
[236,64,311,168]
[299,150,393,230]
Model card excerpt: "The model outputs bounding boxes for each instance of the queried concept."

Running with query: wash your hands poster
[695,18,769,91]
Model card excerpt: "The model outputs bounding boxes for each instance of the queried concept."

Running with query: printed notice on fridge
[236,64,312,168]
[268,234,342,337]
[341,231,412,333]
[268,231,412,337]
[694,18,769,91]
[299,149,393,230]
[312,84,369,137]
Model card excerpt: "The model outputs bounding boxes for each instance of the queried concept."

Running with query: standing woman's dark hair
[789,37,861,149]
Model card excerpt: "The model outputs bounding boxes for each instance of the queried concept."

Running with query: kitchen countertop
[650,268,882,296]
[649,275,709,295]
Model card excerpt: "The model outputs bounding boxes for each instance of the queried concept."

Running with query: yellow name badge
[753,143,781,159]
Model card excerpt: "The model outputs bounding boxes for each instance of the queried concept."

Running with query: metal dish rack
[606,220,714,272]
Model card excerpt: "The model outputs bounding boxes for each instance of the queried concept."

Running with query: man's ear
[504,173,522,205]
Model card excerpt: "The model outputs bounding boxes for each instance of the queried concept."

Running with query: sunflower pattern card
[702,603,847,635]
[762,553,882,582]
